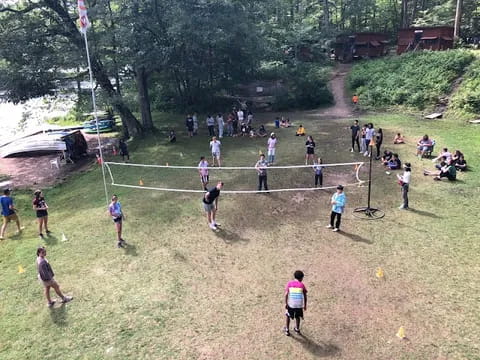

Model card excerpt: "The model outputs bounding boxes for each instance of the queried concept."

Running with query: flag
[78,0,91,34]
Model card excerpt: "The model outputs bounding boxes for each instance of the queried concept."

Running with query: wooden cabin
[334,33,388,62]
[397,27,454,54]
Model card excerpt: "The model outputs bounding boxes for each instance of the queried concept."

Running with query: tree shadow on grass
[408,208,441,218]
[293,333,340,357]
[339,231,373,245]
[49,303,68,327]
[214,228,249,245]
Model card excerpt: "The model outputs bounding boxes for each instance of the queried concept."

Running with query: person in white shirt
[397,162,411,210]
[432,147,452,165]
[209,137,222,167]
[198,156,209,190]
[237,109,244,124]
[267,133,277,164]
[216,114,224,138]
[364,123,375,156]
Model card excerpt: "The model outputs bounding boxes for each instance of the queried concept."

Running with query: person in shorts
[0,188,23,240]
[36,246,73,308]
[109,195,127,248]
[32,190,50,239]
[284,270,308,336]
[198,156,209,190]
[209,136,222,167]
[305,135,316,165]
[203,181,224,230]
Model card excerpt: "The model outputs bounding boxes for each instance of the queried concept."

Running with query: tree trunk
[43,0,143,137]
[135,66,154,131]
[454,0,462,40]
[322,0,330,32]
[401,0,409,28]
[411,0,418,25]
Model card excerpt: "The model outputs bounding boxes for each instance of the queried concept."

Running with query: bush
[347,50,475,110]
[450,57,480,116]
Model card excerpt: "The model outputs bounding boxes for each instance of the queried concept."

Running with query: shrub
[450,57,480,116]
[347,50,475,110]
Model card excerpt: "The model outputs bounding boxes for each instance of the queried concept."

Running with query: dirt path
[322,63,354,118]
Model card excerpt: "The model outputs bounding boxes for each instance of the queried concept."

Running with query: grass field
[0,109,479,360]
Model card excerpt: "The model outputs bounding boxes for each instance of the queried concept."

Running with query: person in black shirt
[305,136,316,165]
[32,190,50,239]
[119,139,129,161]
[203,181,224,230]
[186,114,194,137]
[375,128,383,159]
[350,120,360,152]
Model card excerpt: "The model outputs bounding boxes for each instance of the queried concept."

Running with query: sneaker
[209,223,217,230]
[61,296,73,303]
[15,227,25,235]
[364,151,369,156]
[350,148,354,152]
[326,224,333,229]
[294,327,301,334]
[46,230,51,235]
[47,300,56,308]
[284,327,290,336]
[120,239,127,247]
[385,171,391,175]
[0,236,4,240]
[332,228,340,232]
[213,222,220,227]
[39,233,44,239]
[117,241,123,248]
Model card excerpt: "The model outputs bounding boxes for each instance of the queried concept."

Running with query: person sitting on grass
[423,159,456,181]
[454,155,467,172]
[280,118,287,128]
[381,150,393,164]
[257,125,267,137]
[296,124,306,136]
[284,118,291,127]
[434,156,447,170]
[386,153,401,170]
[393,133,405,144]
[432,148,452,164]
[416,134,433,157]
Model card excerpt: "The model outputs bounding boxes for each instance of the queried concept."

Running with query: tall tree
[454,0,462,39]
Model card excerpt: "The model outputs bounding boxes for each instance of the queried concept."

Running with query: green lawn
[0,110,479,359]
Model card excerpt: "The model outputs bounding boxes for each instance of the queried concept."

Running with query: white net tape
[104,161,366,194]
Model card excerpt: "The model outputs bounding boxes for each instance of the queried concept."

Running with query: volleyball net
[104,161,366,194]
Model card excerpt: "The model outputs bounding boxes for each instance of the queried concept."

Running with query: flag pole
[82,31,109,207]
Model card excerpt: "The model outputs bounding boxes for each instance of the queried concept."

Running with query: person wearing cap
[397,163,411,210]
[267,133,277,165]
[36,246,73,307]
[326,185,346,232]
[32,190,50,239]
[0,188,23,240]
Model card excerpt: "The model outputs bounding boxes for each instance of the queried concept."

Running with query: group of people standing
[185,109,254,139]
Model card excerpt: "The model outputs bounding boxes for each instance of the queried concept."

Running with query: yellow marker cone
[396,326,406,339]
[61,233,68,242]
[139,179,144,186]
[376,267,384,278]
[18,265,25,274]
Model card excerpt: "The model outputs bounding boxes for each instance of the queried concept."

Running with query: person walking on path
[350,120,361,152]
[284,270,308,336]
[186,114,194,137]
[397,163,411,210]
[255,154,269,193]
[313,157,324,187]
[326,185,346,232]
[305,135,316,165]
[203,181,223,230]
[32,190,50,239]
[216,114,224,139]
[267,133,277,165]
[206,115,216,137]
[0,188,23,240]
[198,156,209,190]
[36,246,73,308]
[209,136,222,167]
[109,195,127,248]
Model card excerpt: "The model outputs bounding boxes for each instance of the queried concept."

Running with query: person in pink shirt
[284,270,308,336]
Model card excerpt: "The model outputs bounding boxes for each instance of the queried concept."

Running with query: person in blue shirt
[326,185,346,232]
[0,188,23,240]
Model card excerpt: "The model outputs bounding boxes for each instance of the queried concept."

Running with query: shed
[397,27,454,54]
[334,33,389,62]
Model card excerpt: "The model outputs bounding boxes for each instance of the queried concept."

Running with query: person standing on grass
[0,188,23,240]
[350,120,360,152]
[352,94,359,106]
[305,135,316,165]
[375,128,383,159]
[209,136,222,167]
[203,181,224,230]
[313,157,324,187]
[326,185,346,232]
[192,112,199,135]
[206,115,216,137]
[109,195,127,248]
[226,112,234,137]
[397,163,411,210]
[217,113,224,139]
[198,156,209,190]
[360,124,367,153]
[284,270,307,336]
[186,114,194,137]
[32,190,50,239]
[119,139,130,162]
[364,123,375,156]
[36,246,73,308]
[267,133,277,165]
[255,154,269,193]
